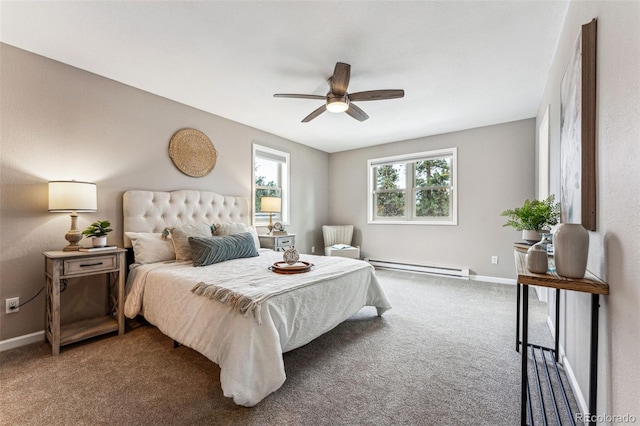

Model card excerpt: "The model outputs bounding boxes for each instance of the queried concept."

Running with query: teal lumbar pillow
[189,232,259,267]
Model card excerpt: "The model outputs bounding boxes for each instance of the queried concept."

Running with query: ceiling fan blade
[302,105,327,122]
[349,89,405,102]
[330,62,351,96]
[345,103,369,122]
[274,94,326,100]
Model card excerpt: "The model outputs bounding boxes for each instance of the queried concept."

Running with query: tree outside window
[253,144,289,224]
[415,158,451,218]
[368,148,457,225]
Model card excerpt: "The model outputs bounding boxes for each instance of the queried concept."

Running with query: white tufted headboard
[122,190,251,248]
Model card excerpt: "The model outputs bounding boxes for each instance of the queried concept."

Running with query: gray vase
[554,223,589,278]
[526,243,548,274]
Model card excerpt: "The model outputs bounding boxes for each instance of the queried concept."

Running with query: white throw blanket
[191,255,370,324]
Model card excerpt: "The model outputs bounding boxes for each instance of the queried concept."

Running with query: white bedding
[124,250,391,406]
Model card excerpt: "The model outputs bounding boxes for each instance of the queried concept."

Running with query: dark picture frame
[560,18,597,231]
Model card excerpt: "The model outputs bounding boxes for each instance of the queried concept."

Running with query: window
[253,144,289,225]
[368,148,457,225]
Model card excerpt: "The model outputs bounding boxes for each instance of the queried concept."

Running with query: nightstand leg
[117,252,125,335]
[49,263,61,356]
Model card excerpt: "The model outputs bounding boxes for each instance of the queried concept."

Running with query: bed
[122,190,391,406]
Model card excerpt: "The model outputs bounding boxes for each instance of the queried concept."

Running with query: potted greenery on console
[500,195,560,243]
[82,220,113,247]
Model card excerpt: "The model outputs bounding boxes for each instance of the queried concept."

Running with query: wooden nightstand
[258,234,296,251]
[43,249,126,355]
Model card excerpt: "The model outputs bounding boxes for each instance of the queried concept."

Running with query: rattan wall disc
[169,128,217,177]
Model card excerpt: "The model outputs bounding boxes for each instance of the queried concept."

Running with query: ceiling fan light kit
[274,62,404,122]
[326,95,349,113]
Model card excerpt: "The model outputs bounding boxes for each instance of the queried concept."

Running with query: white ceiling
[0,1,568,153]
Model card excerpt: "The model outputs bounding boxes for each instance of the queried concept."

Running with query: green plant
[82,220,113,238]
[500,195,560,231]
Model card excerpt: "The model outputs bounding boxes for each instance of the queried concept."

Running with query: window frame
[367,147,457,225]
[252,144,290,226]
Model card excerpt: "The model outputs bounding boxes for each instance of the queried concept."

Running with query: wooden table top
[514,250,609,295]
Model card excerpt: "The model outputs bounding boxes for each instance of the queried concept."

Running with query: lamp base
[63,214,83,251]
[63,230,83,251]
[267,212,274,234]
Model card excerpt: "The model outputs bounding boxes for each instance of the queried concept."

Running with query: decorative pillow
[189,232,259,267]
[169,223,213,261]
[125,232,176,265]
[213,222,260,250]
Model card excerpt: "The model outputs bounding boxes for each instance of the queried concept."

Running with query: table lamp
[260,196,281,234]
[48,180,97,251]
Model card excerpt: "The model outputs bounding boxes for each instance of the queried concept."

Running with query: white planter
[92,236,108,247]
[522,229,542,243]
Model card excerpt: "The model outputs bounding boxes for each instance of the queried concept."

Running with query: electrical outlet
[491,256,499,265]
[6,297,19,314]
[311,246,315,254]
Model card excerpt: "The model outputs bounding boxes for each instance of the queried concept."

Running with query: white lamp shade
[48,181,97,212]
[260,196,281,213]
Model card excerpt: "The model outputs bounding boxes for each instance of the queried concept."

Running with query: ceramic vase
[526,242,548,274]
[554,223,589,278]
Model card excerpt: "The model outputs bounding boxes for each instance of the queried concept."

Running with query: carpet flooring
[0,270,578,425]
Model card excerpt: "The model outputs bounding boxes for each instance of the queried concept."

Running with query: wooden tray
[269,261,312,274]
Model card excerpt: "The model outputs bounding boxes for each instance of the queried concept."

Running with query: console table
[514,250,608,426]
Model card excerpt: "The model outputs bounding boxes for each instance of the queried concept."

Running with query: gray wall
[0,44,329,341]
[536,1,640,416]
[328,119,536,279]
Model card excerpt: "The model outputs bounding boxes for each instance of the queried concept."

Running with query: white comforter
[124,251,391,406]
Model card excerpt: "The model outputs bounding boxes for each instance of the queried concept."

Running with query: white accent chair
[322,225,360,259]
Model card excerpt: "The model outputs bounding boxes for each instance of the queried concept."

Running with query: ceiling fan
[274,62,404,123]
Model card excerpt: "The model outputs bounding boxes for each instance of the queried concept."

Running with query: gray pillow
[189,232,259,267]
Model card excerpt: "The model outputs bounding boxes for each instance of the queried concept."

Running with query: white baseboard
[547,315,555,339]
[562,351,589,415]
[0,330,45,352]
[470,275,517,285]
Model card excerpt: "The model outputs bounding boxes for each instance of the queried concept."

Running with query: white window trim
[252,143,290,226]
[367,147,457,225]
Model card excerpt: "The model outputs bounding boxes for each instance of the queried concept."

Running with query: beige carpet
[0,270,573,425]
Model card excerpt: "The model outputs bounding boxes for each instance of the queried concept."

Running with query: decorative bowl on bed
[270,261,312,274]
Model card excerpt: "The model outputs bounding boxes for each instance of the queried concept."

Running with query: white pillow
[169,223,213,261]
[213,222,260,250]
[125,232,175,265]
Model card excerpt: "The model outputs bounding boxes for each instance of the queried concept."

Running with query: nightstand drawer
[63,254,118,276]
[276,237,294,247]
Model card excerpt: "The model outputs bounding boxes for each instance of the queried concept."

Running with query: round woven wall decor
[168,128,217,177]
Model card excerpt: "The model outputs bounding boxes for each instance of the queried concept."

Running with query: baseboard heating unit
[365,259,469,279]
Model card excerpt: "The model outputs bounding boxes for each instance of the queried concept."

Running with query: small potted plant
[500,195,560,243]
[82,220,113,247]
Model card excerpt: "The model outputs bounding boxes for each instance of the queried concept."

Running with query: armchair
[322,225,360,259]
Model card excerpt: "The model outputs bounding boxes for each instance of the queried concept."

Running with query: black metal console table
[514,250,608,426]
